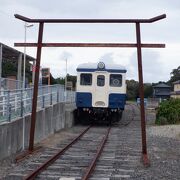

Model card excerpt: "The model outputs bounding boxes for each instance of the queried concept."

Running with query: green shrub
[155,98,180,125]
[155,116,168,125]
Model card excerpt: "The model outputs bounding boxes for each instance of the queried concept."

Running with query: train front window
[110,74,122,87]
[97,75,105,86]
[80,73,92,85]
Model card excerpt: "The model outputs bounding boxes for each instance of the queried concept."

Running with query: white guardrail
[0,84,75,123]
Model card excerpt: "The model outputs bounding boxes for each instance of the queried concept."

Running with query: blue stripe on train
[76,92,126,109]
[109,93,126,109]
[76,92,92,107]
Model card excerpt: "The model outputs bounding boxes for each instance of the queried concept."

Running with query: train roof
[77,62,127,73]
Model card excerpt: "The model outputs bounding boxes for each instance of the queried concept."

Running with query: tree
[144,83,153,98]
[54,74,77,90]
[168,66,180,84]
[2,59,32,82]
[126,79,139,100]
[67,74,77,90]
[56,77,65,85]
[126,80,153,100]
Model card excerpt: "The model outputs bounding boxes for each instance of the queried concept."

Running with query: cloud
[60,51,72,60]
[99,53,115,64]
[127,50,168,83]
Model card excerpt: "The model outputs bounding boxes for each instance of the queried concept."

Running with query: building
[0,42,35,89]
[170,80,180,99]
[153,83,171,99]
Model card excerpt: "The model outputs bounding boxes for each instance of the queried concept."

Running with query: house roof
[0,42,35,62]
[153,83,171,88]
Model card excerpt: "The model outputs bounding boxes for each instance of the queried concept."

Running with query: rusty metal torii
[14,14,166,165]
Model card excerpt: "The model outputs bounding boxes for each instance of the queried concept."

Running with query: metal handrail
[0,84,75,123]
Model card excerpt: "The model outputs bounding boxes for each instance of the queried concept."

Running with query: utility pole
[0,44,2,91]
[65,58,67,101]
[23,22,33,89]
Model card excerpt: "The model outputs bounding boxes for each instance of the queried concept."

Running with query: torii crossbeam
[14,14,166,166]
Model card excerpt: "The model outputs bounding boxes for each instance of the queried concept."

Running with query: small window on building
[97,75,105,86]
[110,74,122,87]
[80,73,92,85]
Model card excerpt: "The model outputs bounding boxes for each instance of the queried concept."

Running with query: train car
[76,62,127,123]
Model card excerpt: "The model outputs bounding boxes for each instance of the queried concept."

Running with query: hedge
[155,98,180,125]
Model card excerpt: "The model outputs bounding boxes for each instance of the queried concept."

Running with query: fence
[147,98,160,108]
[136,98,160,109]
[0,84,75,123]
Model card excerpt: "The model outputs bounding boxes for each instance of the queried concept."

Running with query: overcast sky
[0,0,179,83]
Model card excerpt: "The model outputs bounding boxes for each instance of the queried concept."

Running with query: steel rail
[14,14,166,23]
[24,125,91,180]
[14,42,165,48]
[82,126,111,180]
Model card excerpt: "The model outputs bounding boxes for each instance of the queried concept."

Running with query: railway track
[113,103,136,127]
[6,104,141,179]
[23,104,135,179]
[22,125,111,180]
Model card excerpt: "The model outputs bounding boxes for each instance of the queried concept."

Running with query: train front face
[76,62,127,121]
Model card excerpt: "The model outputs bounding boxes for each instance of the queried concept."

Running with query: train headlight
[95,101,105,106]
[97,62,105,69]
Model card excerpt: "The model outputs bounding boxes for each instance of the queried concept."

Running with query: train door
[92,72,108,107]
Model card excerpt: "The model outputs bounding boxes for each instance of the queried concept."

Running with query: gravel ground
[133,134,180,180]
[134,107,180,180]
[147,125,180,139]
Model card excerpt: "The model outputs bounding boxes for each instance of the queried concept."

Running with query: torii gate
[14,14,166,165]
